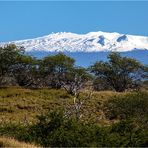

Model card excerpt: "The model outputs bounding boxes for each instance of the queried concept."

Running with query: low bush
[107,120,148,147]
[104,92,148,120]
[28,110,104,147]
[0,123,32,143]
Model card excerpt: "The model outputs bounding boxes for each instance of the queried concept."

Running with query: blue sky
[0,1,148,42]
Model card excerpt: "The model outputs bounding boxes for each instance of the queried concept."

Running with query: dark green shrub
[0,109,147,147]
[108,120,148,147]
[29,110,104,147]
[28,110,65,146]
[0,123,33,143]
[104,92,148,120]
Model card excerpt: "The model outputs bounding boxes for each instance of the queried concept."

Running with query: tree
[0,44,23,86]
[61,67,91,95]
[58,67,92,120]
[12,54,39,87]
[92,77,112,91]
[0,44,41,87]
[41,53,75,88]
[143,65,148,79]
[90,52,146,92]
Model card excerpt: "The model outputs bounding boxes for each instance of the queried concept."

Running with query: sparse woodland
[0,44,148,147]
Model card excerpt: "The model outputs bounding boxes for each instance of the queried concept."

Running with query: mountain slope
[1,31,148,52]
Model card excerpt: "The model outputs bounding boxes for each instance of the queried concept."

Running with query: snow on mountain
[1,31,148,52]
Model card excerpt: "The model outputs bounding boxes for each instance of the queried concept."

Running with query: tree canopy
[0,45,147,92]
[90,52,146,92]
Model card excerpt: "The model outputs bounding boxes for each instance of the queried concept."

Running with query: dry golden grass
[0,137,39,147]
[0,87,71,124]
[0,87,139,124]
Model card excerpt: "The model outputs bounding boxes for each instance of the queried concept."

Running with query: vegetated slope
[1,31,148,52]
[1,87,148,125]
[0,87,124,125]
[0,88,148,147]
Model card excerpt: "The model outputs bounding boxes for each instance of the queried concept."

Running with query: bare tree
[62,68,93,120]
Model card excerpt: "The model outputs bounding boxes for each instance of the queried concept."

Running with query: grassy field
[0,87,126,125]
[0,87,147,147]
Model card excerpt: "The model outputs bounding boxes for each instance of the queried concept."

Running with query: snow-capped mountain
[1,31,148,52]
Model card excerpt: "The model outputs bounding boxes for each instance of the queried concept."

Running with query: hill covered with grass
[0,87,148,147]
[0,87,124,125]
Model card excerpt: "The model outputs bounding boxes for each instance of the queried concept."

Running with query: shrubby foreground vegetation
[0,44,148,147]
